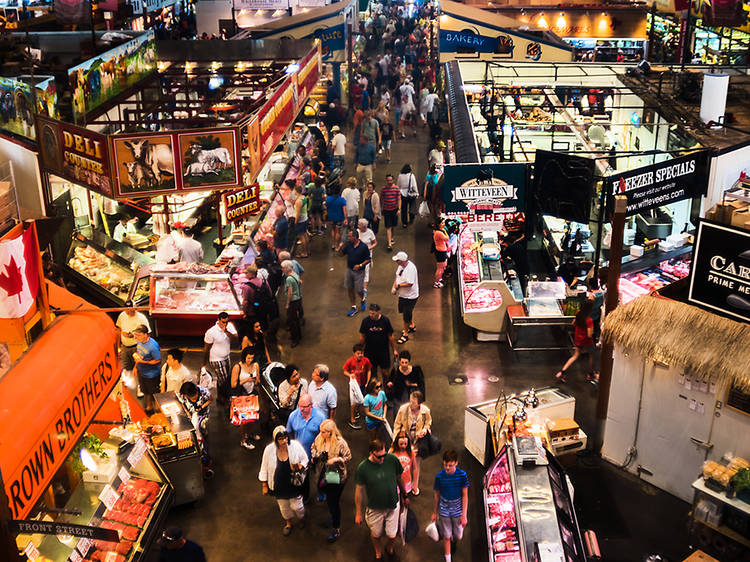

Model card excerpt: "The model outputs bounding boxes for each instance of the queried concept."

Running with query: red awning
[0,283,119,519]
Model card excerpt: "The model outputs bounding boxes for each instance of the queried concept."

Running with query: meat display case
[457,225,521,340]
[65,228,153,306]
[28,442,173,562]
[149,269,243,336]
[484,443,587,562]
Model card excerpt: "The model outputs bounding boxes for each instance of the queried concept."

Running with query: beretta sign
[688,220,750,322]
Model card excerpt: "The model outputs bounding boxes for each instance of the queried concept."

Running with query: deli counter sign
[36,116,113,198]
[688,220,750,323]
[224,184,260,222]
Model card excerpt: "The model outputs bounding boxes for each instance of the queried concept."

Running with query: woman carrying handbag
[393,390,433,496]
[396,164,419,228]
[311,420,352,543]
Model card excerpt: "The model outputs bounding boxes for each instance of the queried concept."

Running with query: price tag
[689,399,697,411]
[105,250,115,258]
[118,466,131,484]
[710,381,717,394]
[678,373,685,385]
[77,537,93,557]
[75,233,85,241]
[127,437,148,467]
[700,381,709,393]
[69,549,83,562]
[24,542,40,561]
[98,484,120,511]
[685,378,692,391]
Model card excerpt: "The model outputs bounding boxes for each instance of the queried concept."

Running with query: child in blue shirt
[432,450,469,562]
[362,378,388,443]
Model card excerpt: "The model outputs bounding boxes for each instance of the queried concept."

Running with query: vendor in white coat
[259,425,309,536]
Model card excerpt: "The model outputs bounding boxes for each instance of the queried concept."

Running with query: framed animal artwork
[111,134,177,197]
[177,128,241,191]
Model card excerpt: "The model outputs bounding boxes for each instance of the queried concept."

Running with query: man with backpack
[242,264,274,333]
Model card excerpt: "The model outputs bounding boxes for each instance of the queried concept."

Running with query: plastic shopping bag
[349,377,364,405]
[384,418,394,441]
[425,521,440,542]
[199,367,215,390]
[418,201,430,217]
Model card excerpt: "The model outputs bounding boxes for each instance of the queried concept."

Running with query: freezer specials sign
[688,220,750,322]
[607,151,709,217]
[4,341,119,519]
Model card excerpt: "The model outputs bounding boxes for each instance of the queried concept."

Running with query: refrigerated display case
[619,253,692,304]
[252,188,289,246]
[457,226,521,339]
[149,270,243,335]
[27,436,173,562]
[506,281,579,352]
[484,443,587,562]
[65,229,153,306]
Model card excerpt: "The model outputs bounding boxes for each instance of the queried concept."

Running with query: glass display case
[26,436,173,562]
[65,229,153,306]
[252,189,290,246]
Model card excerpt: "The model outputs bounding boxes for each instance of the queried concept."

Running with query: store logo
[451,170,517,204]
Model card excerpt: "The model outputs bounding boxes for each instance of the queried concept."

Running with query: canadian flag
[0,227,40,319]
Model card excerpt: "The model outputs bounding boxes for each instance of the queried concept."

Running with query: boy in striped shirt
[432,449,469,562]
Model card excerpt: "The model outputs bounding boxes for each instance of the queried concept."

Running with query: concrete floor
[151,124,693,561]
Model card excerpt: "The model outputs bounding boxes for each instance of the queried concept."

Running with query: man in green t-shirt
[282,260,303,348]
[355,439,408,560]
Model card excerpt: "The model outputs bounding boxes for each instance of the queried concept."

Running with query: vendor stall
[0,283,174,562]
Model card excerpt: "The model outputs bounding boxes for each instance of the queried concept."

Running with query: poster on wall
[688,220,750,323]
[258,77,296,164]
[36,116,113,197]
[0,77,35,140]
[177,129,241,191]
[112,133,177,197]
[441,163,528,227]
[68,30,156,120]
[35,77,59,120]
[606,151,709,217]
[533,150,596,223]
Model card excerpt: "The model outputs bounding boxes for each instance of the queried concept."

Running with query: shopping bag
[418,201,430,217]
[229,395,259,425]
[384,418,394,441]
[349,377,364,405]
[399,505,418,544]
[425,521,440,542]
[199,367,215,390]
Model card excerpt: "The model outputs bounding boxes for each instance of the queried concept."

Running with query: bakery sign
[35,116,113,198]
[688,220,750,323]
[224,183,260,222]
[442,163,528,214]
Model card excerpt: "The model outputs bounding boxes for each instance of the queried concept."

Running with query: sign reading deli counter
[0,285,173,561]
[688,220,750,322]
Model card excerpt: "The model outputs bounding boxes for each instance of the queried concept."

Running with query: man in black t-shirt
[359,303,398,378]
[339,229,372,317]
[159,527,206,562]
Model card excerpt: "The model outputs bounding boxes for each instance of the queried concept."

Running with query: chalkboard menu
[727,385,750,416]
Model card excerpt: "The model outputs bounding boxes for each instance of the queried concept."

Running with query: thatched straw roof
[602,296,750,390]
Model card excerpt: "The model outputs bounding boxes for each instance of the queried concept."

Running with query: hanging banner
[258,77,297,164]
[68,30,156,120]
[688,220,750,323]
[111,128,242,198]
[441,163,528,215]
[0,77,35,140]
[606,151,709,217]
[36,116,114,198]
[224,184,260,222]
[247,117,261,181]
[295,45,321,109]
[0,226,40,319]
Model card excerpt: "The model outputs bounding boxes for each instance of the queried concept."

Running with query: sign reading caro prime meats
[688,220,750,323]
[607,151,709,217]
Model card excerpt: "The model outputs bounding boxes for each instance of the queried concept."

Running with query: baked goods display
[703,456,750,489]
[486,452,521,561]
[68,245,134,301]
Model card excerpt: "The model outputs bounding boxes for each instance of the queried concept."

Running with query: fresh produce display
[486,451,521,561]
[68,245,134,301]
[703,457,750,489]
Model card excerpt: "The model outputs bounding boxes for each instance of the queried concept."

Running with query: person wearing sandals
[555,300,599,383]
[432,219,449,288]
[259,426,309,536]
[393,390,431,496]
[391,251,419,344]
[231,347,262,450]
[311,420,352,543]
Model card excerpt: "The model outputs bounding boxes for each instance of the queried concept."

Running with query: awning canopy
[602,295,750,390]
[0,283,119,519]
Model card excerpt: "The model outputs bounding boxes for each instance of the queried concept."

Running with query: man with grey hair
[358,218,377,295]
[309,364,337,419]
[282,260,303,348]
[338,228,371,317]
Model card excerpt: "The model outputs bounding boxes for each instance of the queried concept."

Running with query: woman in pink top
[431,219,450,288]
[390,431,416,494]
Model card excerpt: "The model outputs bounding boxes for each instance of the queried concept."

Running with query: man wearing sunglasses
[355,439,409,560]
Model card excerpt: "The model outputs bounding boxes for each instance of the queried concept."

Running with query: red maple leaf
[0,254,24,304]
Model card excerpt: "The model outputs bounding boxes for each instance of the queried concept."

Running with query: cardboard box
[683,550,719,562]
[731,207,750,227]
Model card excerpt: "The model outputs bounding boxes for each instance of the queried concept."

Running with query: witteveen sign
[688,220,750,322]
[607,151,709,217]
[441,163,527,215]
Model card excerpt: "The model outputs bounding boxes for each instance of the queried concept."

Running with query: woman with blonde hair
[311,419,352,543]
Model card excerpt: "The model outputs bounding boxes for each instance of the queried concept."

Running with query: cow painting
[117,137,176,193]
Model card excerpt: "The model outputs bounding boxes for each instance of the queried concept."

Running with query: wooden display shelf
[691,516,750,549]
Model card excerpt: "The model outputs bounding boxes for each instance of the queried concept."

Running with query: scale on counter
[513,435,548,466]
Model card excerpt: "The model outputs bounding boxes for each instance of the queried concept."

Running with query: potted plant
[730,468,750,503]
[67,434,108,473]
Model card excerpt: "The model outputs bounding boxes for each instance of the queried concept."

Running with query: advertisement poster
[36,116,113,197]
[606,151,709,217]
[111,133,177,197]
[441,163,528,216]
[312,23,346,62]
[258,77,296,164]
[177,128,241,190]
[68,30,156,119]
[688,220,750,323]
[35,77,59,120]
[0,77,35,140]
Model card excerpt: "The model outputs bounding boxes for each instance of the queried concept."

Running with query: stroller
[257,361,288,431]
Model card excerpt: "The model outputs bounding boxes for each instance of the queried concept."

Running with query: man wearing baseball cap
[331,125,347,171]
[391,251,419,344]
[159,527,206,562]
